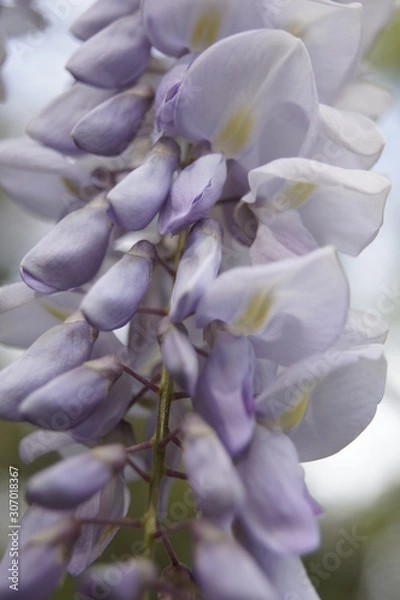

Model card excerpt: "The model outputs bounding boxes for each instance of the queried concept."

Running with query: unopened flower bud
[182,414,245,523]
[70,0,140,41]
[20,355,123,429]
[27,83,115,156]
[193,521,277,600]
[20,197,112,293]
[26,444,127,509]
[169,218,222,322]
[81,240,156,331]
[0,509,80,600]
[71,85,154,156]
[0,312,96,421]
[107,137,180,230]
[66,14,151,89]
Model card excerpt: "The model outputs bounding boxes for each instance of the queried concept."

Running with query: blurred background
[1,1,400,598]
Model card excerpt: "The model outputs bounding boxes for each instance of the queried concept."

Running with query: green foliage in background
[367,6,400,81]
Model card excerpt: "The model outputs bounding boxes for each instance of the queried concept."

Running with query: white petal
[248,157,390,256]
[250,211,318,264]
[142,0,273,56]
[275,0,362,103]
[335,79,392,121]
[196,247,349,366]
[175,30,318,175]
[337,309,388,348]
[288,344,387,460]
[258,344,387,461]
[312,104,386,169]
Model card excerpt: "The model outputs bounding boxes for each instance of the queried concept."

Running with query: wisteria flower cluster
[0,0,394,598]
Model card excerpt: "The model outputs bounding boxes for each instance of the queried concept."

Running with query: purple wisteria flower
[0,0,394,598]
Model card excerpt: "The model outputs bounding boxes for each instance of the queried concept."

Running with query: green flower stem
[143,366,174,558]
[143,231,188,563]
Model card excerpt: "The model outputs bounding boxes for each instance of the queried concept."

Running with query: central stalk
[143,230,187,561]
[143,366,174,558]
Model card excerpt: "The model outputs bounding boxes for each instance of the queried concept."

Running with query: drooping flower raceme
[0,0,394,598]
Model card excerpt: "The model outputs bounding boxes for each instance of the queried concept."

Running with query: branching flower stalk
[0,1,396,599]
